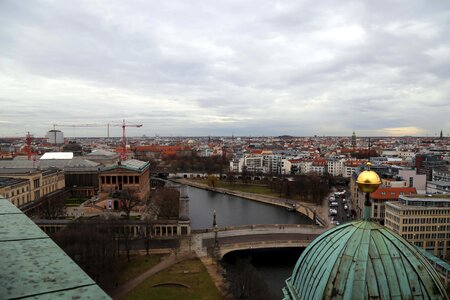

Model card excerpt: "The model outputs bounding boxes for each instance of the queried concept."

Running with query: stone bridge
[191,224,327,258]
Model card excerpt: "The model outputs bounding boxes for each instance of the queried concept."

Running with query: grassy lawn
[64,196,87,206]
[118,254,166,283]
[195,179,281,197]
[122,258,222,300]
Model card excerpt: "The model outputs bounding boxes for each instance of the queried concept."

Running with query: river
[187,186,313,229]
[187,185,312,298]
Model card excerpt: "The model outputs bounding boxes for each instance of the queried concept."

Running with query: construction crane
[53,123,109,137]
[53,120,143,160]
[109,120,143,160]
[26,131,32,160]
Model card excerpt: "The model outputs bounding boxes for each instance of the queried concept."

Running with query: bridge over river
[191,224,327,258]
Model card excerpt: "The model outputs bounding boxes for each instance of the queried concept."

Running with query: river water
[187,185,312,298]
[187,186,312,229]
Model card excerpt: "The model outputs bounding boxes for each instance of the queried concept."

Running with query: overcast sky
[0,0,449,138]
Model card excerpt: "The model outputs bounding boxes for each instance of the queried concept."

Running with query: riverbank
[172,178,328,227]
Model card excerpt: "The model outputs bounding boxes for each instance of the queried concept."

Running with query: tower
[351,131,356,148]
[178,185,190,221]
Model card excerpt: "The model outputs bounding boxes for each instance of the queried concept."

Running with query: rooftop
[0,177,28,188]
[0,198,110,299]
[41,152,74,160]
[101,159,150,172]
[283,220,448,299]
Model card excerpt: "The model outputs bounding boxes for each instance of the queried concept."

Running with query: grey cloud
[0,0,449,137]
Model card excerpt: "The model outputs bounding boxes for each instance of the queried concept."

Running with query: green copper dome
[283,220,449,300]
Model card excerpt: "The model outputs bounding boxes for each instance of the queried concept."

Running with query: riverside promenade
[172,179,327,227]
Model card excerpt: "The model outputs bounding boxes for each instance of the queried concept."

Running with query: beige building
[0,168,65,207]
[0,177,31,207]
[385,195,450,259]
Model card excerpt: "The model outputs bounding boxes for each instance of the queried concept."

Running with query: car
[344,204,348,211]
[342,198,346,203]
[330,201,338,207]
[329,209,337,216]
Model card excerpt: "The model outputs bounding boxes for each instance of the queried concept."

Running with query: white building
[398,169,427,194]
[327,159,345,176]
[46,130,64,144]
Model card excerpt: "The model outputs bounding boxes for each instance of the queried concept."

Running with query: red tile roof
[370,187,417,200]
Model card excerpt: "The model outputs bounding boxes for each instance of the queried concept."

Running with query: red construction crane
[26,131,32,160]
[109,120,143,160]
[53,120,143,160]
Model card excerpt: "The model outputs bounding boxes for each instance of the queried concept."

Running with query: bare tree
[112,189,142,220]
[51,218,120,293]
[226,258,276,300]
[39,193,66,219]
[148,188,179,220]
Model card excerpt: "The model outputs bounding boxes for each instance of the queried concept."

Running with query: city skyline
[1,0,449,137]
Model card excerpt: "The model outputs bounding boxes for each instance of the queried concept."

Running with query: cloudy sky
[0,0,449,137]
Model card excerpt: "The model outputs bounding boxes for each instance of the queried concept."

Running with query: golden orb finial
[356,163,381,193]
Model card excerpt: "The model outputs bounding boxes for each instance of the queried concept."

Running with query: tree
[207,175,218,187]
[148,187,179,220]
[226,258,276,300]
[39,193,66,219]
[112,189,142,220]
[51,218,120,293]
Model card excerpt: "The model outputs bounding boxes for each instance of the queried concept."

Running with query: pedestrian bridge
[192,224,327,258]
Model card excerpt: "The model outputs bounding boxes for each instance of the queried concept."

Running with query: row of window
[402,234,450,245]
[402,225,448,232]
[401,217,449,224]
[401,209,450,216]
[100,176,140,185]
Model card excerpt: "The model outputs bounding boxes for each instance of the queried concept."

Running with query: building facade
[98,159,150,201]
[385,195,450,259]
[0,167,65,204]
[0,177,30,207]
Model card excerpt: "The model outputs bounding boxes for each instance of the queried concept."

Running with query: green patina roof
[283,220,449,300]
[0,198,111,299]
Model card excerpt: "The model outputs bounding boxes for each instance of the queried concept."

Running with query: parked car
[330,201,338,207]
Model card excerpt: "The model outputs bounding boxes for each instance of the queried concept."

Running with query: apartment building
[240,153,282,174]
[327,159,344,176]
[385,195,450,259]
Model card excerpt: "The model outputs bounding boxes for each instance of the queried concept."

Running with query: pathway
[111,251,195,300]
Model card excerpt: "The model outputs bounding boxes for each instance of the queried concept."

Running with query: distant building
[433,169,450,182]
[46,130,64,145]
[326,158,345,176]
[385,195,450,259]
[85,149,120,166]
[398,169,427,194]
[427,181,450,194]
[415,153,446,180]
